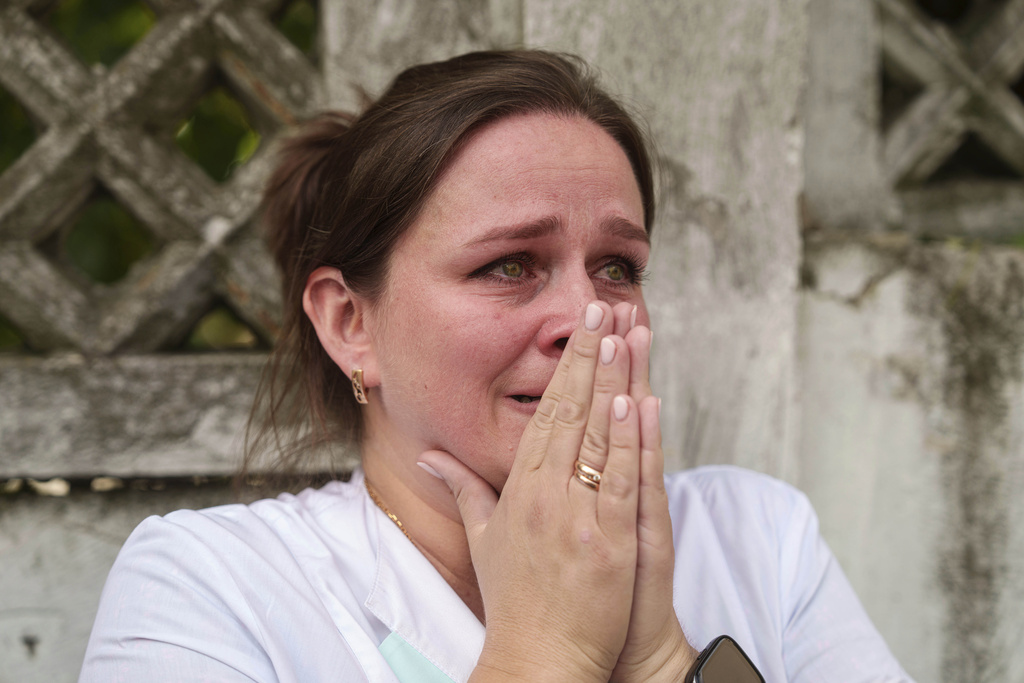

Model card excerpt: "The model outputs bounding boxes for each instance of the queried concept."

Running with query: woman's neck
[361,449,486,624]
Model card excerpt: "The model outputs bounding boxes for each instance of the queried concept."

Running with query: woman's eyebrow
[462,216,560,246]
[462,215,648,247]
[602,216,649,245]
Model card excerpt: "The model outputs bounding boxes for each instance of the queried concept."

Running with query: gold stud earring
[351,368,368,404]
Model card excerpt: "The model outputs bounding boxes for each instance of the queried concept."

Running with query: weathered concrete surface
[0,354,265,479]
[322,0,522,108]
[799,1,1024,680]
[525,0,807,480]
[0,484,249,683]
[799,236,1024,682]
[803,0,888,232]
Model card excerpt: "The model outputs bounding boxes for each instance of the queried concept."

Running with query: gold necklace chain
[364,478,413,542]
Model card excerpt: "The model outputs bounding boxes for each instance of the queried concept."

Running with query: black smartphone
[693,635,766,683]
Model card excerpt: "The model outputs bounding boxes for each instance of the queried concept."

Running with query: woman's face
[363,112,649,490]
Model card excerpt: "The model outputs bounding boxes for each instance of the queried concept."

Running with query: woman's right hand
[419,301,643,681]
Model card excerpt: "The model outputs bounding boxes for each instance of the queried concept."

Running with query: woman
[81,50,912,682]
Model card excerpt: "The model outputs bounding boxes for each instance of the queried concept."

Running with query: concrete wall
[799,1,1024,680]
[0,483,248,682]
[5,0,1024,681]
[800,237,1024,682]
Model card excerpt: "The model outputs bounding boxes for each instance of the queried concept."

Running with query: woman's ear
[302,267,377,385]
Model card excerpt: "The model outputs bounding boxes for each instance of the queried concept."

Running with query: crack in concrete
[802,262,903,307]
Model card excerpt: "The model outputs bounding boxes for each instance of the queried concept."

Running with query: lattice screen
[879,0,1024,239]
[0,0,324,479]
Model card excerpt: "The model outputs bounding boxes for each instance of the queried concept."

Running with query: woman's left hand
[608,303,699,683]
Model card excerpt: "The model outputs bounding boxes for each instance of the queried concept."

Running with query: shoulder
[132,477,368,558]
[83,476,380,681]
[666,465,812,522]
[106,478,371,607]
[101,475,380,627]
[664,465,820,575]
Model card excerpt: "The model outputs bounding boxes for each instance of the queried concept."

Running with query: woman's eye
[501,261,525,278]
[469,253,536,285]
[605,263,626,281]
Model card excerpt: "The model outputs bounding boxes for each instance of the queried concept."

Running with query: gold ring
[574,460,602,491]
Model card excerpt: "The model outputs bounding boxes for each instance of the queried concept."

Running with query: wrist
[612,626,698,683]
[637,641,699,683]
[474,632,613,683]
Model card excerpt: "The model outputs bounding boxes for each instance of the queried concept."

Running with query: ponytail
[242,112,360,490]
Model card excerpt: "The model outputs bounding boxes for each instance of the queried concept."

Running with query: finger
[636,395,673,573]
[538,301,616,473]
[595,394,641,538]
[576,335,630,477]
[418,450,498,547]
[514,329,577,469]
[625,325,653,402]
[611,302,637,338]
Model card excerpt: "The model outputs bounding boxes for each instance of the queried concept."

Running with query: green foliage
[42,0,155,67]
[0,87,38,175]
[185,306,260,351]
[175,87,261,183]
[276,0,317,54]
[0,314,24,352]
[65,193,155,284]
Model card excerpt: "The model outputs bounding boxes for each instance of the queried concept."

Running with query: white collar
[360,471,486,683]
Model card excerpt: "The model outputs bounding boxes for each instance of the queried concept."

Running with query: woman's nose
[536,271,599,355]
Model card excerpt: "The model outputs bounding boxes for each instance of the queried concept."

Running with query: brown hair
[244,50,656,486]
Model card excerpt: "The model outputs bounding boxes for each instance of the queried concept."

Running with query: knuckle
[454,485,475,512]
[608,429,636,452]
[523,497,548,534]
[586,536,634,573]
[599,469,633,499]
[639,461,667,494]
[532,395,559,426]
[554,394,588,426]
[571,339,600,362]
[580,429,609,458]
[592,373,621,395]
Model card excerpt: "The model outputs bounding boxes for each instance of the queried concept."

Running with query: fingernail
[600,337,616,364]
[630,305,637,329]
[649,329,654,351]
[613,395,629,421]
[417,462,444,480]
[585,303,603,331]
[658,398,662,417]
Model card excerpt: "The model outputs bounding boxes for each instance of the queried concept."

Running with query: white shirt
[80,466,914,682]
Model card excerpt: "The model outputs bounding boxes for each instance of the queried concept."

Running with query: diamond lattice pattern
[879,0,1024,237]
[0,2,326,356]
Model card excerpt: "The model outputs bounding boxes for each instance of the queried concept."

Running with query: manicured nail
[585,303,603,331]
[613,395,629,421]
[630,305,637,329]
[417,462,444,480]
[600,337,616,364]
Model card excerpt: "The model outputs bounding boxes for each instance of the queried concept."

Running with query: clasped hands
[421,301,698,682]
